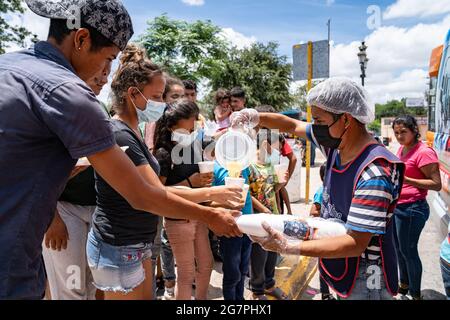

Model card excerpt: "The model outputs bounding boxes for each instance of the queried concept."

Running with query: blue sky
[122,0,447,59]
[13,0,450,103]
[124,0,394,59]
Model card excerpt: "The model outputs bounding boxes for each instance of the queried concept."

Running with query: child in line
[213,89,232,130]
[254,105,297,215]
[213,163,253,300]
[248,129,289,300]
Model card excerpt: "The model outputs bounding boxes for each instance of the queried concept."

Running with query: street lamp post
[358,42,369,87]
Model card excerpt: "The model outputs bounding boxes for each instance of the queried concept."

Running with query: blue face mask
[131,88,166,123]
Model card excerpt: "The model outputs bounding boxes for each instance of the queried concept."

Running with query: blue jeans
[219,235,252,300]
[394,200,430,298]
[160,227,176,281]
[250,243,277,295]
[341,259,393,300]
[441,258,450,300]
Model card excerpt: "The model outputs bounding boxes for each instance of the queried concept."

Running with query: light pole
[358,41,369,87]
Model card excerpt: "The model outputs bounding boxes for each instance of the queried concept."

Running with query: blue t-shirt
[313,186,324,205]
[0,42,115,299]
[213,162,253,215]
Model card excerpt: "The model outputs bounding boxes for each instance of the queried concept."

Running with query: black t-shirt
[155,147,197,186]
[155,139,210,186]
[93,120,160,246]
[59,167,96,206]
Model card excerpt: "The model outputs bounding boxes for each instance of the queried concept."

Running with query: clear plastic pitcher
[215,129,257,176]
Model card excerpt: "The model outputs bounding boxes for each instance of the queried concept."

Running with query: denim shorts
[86,230,153,293]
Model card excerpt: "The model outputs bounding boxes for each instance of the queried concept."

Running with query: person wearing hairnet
[230,77,405,300]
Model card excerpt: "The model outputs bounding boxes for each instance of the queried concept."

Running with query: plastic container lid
[215,130,257,171]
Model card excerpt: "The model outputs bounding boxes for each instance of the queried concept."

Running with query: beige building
[381,117,428,143]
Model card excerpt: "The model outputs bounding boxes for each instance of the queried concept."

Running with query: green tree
[291,80,323,112]
[0,0,37,54]
[209,42,293,111]
[375,99,427,119]
[140,15,228,83]
[367,119,381,135]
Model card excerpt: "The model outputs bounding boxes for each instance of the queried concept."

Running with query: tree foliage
[208,42,293,111]
[0,0,37,54]
[140,14,228,83]
[375,99,427,118]
[140,15,293,112]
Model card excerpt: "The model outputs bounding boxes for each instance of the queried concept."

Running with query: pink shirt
[397,141,439,204]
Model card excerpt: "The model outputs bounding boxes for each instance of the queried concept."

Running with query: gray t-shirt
[0,41,115,299]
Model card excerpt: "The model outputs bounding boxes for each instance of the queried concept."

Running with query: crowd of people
[0,0,449,301]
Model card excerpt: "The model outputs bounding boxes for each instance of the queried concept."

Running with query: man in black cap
[0,0,242,299]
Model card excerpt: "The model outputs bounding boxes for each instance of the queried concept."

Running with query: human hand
[209,185,243,207]
[190,172,213,187]
[250,222,290,254]
[230,108,260,130]
[44,211,69,251]
[207,207,243,238]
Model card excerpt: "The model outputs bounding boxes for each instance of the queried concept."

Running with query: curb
[271,255,318,300]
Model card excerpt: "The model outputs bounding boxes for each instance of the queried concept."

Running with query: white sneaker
[163,286,175,300]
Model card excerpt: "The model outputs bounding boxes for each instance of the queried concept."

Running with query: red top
[281,140,293,157]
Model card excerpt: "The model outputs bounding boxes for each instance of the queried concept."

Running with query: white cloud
[329,14,450,103]
[384,0,450,19]
[326,0,335,6]
[181,0,205,6]
[220,28,257,49]
[4,9,49,53]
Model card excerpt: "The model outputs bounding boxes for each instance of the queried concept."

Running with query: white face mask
[264,147,280,165]
[131,88,166,123]
[172,130,198,147]
[270,148,281,165]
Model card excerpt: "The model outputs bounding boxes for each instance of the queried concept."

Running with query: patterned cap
[25,0,133,50]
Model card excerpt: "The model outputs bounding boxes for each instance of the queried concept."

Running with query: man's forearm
[259,113,307,139]
[286,234,365,258]
[89,146,214,225]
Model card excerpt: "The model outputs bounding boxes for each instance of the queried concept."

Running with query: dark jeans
[441,258,450,300]
[209,230,220,254]
[250,243,277,295]
[219,235,252,300]
[394,200,430,298]
[320,275,330,294]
